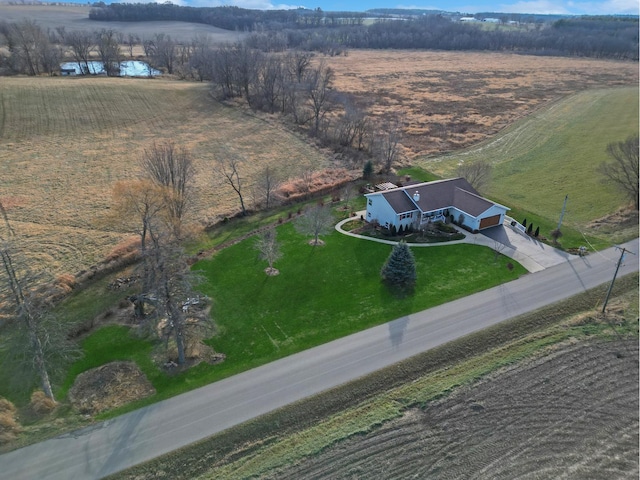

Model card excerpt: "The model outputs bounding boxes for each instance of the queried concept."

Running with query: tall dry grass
[0,77,332,275]
[324,50,638,158]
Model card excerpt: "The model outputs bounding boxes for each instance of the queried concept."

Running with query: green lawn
[52,222,525,415]
[197,224,525,371]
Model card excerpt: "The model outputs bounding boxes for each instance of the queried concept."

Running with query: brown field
[0,77,333,274]
[264,338,639,480]
[0,4,243,43]
[323,50,638,158]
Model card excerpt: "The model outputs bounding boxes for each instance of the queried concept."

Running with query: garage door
[479,214,501,229]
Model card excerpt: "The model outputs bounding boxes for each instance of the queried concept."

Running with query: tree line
[87,4,638,60]
[88,3,367,30]
[0,20,140,76]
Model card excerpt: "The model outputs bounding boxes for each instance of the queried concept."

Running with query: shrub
[534,226,540,237]
[435,221,457,234]
[56,273,77,292]
[0,397,21,444]
[527,223,533,234]
[29,390,57,416]
[104,237,141,263]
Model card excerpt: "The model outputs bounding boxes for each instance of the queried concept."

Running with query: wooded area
[87,4,638,60]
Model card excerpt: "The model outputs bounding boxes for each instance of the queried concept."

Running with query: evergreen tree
[363,160,373,180]
[534,226,540,237]
[381,241,416,292]
[527,223,533,234]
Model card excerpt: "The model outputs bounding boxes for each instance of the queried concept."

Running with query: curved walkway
[336,211,572,273]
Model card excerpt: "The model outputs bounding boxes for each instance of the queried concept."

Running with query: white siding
[451,208,475,230]
[365,194,398,229]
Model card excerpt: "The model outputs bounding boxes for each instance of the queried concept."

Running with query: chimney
[413,191,420,202]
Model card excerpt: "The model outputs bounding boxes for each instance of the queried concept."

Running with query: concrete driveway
[479,222,572,273]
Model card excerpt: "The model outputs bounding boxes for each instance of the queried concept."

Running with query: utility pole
[557,194,568,231]
[602,246,635,313]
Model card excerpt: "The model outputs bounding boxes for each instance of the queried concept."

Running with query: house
[364,177,509,233]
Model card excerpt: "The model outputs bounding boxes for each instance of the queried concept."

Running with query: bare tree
[0,202,79,401]
[109,182,207,365]
[456,159,492,192]
[214,152,249,216]
[598,134,639,209]
[210,43,239,99]
[232,42,262,105]
[37,40,63,76]
[95,29,121,76]
[256,165,281,210]
[61,29,94,75]
[146,33,177,74]
[492,239,506,264]
[342,183,354,211]
[1,20,49,75]
[255,228,282,275]
[375,115,404,174]
[256,55,284,113]
[305,61,334,135]
[110,179,168,315]
[141,141,195,236]
[285,51,313,82]
[125,33,139,58]
[294,204,334,246]
[189,34,214,82]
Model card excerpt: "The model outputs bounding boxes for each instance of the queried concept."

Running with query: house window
[368,199,372,206]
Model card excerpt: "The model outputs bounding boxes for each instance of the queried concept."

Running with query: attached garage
[479,214,502,229]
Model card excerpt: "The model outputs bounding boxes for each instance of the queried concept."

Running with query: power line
[601,246,636,313]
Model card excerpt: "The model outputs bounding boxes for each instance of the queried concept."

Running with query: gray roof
[379,178,502,216]
[383,189,417,214]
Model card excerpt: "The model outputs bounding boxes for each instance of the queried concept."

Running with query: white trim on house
[364,178,509,232]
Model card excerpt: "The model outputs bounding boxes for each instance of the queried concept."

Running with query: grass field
[416,87,639,244]
[0,77,332,274]
[0,4,243,43]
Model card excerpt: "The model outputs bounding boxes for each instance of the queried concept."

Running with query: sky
[182,0,640,15]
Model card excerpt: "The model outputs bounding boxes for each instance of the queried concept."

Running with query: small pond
[60,61,161,77]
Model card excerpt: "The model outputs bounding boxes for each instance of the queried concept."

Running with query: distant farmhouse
[365,178,509,233]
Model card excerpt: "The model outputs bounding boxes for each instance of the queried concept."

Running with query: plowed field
[265,339,639,479]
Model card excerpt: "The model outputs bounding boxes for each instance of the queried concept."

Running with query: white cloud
[568,0,640,14]
[495,0,638,14]
[394,4,451,10]
[498,1,571,14]
[188,0,304,8]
